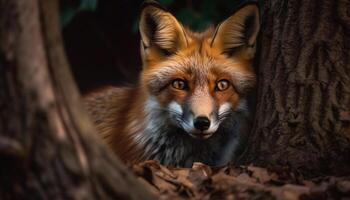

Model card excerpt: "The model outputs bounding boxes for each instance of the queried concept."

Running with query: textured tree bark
[240,0,350,176]
[0,0,157,199]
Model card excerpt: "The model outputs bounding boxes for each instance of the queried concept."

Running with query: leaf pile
[131,161,350,200]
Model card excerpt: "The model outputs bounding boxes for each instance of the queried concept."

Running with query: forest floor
[131,161,350,200]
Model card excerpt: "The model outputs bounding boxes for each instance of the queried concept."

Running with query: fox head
[139,1,260,139]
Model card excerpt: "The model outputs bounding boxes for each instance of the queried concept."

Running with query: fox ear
[211,4,260,59]
[139,1,188,61]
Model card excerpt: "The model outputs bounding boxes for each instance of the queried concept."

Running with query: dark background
[61,0,250,93]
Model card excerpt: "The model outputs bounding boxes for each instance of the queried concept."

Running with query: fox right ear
[139,1,188,64]
[211,3,260,60]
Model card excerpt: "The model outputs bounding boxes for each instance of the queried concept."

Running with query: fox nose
[194,116,211,131]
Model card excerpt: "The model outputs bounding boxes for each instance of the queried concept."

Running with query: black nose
[194,116,211,131]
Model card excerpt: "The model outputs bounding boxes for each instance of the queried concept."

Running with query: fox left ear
[211,3,260,59]
[139,1,188,64]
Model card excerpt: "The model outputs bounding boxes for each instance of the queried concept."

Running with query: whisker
[174,117,192,128]
[152,107,182,115]
[218,111,233,121]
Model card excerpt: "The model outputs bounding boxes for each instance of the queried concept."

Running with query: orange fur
[84,1,260,166]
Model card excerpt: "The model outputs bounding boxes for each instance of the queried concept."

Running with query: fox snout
[187,93,217,137]
[168,91,233,139]
[170,102,229,139]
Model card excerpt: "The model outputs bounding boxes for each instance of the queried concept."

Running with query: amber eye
[216,80,230,91]
[172,79,187,90]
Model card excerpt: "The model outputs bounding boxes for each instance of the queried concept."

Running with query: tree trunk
[0,0,157,199]
[240,0,350,176]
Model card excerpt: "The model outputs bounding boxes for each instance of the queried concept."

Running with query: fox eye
[172,79,187,90]
[216,80,230,91]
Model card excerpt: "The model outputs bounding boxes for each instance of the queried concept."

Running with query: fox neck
[129,90,248,167]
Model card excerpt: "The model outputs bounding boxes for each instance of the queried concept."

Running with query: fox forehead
[145,28,254,81]
[143,50,255,95]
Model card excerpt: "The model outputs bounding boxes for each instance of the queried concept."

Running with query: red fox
[84,1,260,167]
